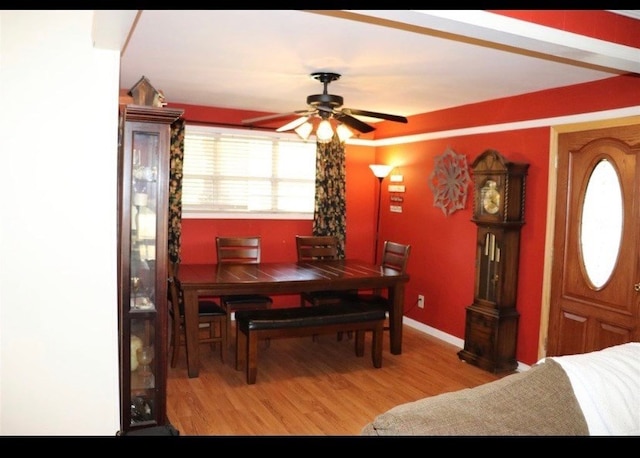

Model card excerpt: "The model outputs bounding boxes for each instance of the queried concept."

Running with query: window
[182,124,317,219]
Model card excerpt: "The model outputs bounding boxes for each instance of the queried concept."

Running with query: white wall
[0,11,121,435]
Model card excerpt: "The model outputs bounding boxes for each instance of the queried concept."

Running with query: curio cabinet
[117,104,183,434]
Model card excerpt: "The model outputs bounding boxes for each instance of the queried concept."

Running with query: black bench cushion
[235,303,386,331]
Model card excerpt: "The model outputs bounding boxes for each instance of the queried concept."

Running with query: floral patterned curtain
[313,134,347,258]
[168,118,185,264]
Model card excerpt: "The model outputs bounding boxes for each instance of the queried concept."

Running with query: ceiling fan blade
[304,106,375,133]
[242,110,309,125]
[342,108,408,124]
[333,112,375,133]
[276,116,310,132]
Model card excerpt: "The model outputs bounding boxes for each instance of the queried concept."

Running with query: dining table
[178,259,410,378]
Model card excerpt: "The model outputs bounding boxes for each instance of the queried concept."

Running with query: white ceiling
[116,10,640,127]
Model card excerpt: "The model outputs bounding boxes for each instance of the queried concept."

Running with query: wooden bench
[235,303,386,384]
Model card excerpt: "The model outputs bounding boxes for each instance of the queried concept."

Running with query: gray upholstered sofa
[362,342,640,436]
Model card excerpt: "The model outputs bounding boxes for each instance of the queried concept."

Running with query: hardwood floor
[166,324,505,436]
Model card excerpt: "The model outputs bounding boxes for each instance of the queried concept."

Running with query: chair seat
[198,299,227,315]
[302,290,351,302]
[168,266,228,367]
[353,293,390,308]
[221,295,273,306]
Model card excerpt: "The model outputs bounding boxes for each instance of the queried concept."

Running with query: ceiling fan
[241,72,408,139]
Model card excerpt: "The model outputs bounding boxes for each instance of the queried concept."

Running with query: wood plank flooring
[166,324,505,436]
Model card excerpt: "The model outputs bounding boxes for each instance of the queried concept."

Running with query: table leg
[388,284,404,354]
[183,289,200,378]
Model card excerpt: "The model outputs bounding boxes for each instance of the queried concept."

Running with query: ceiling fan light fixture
[242,72,407,136]
[316,119,334,143]
[294,121,313,141]
[336,123,354,142]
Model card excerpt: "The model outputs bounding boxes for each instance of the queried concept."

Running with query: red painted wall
[371,75,640,366]
[374,127,550,367]
[166,73,640,366]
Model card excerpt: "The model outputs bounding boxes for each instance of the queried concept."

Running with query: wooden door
[547,124,640,356]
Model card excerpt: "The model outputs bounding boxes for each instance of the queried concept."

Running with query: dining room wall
[168,74,640,366]
[2,9,636,437]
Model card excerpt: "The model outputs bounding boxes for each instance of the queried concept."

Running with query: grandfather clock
[458,149,529,373]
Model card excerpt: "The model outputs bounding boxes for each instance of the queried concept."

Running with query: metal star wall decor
[428,147,471,216]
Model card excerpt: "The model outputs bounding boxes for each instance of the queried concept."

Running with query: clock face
[481,180,500,215]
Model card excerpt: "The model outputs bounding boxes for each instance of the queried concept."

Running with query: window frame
[181,124,316,220]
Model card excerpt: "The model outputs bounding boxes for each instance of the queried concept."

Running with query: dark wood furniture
[215,236,273,345]
[352,241,412,332]
[458,149,529,373]
[296,235,356,309]
[117,104,183,434]
[296,235,357,341]
[296,235,340,262]
[168,262,227,366]
[235,303,386,384]
[178,259,410,377]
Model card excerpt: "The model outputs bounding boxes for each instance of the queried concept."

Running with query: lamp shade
[336,123,354,142]
[369,164,393,179]
[282,115,356,143]
[294,121,313,140]
[316,119,334,143]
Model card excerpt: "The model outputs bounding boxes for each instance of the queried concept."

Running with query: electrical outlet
[418,294,425,309]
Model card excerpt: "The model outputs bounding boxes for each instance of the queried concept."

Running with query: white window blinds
[182,124,316,219]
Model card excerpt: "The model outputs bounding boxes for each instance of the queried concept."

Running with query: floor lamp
[369,164,393,264]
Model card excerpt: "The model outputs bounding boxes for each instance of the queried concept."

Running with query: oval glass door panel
[580,159,622,288]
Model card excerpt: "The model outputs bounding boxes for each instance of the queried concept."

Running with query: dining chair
[352,240,411,332]
[215,236,274,346]
[296,235,358,341]
[168,261,228,366]
[296,235,355,307]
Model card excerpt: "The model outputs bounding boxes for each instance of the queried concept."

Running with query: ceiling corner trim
[348,10,640,74]
[92,10,140,53]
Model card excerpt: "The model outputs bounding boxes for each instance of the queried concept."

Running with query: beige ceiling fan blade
[276,116,311,132]
[242,110,309,125]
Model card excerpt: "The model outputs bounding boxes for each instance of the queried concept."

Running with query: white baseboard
[403,316,530,372]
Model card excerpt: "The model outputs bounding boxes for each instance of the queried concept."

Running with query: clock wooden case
[458,149,529,373]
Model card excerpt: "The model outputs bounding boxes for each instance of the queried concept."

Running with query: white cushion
[547,342,640,436]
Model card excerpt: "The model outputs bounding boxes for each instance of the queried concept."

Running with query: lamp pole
[373,176,384,264]
[369,164,393,264]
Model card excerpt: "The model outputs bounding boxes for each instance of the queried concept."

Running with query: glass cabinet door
[130,131,160,314]
[118,105,183,434]
[128,128,161,427]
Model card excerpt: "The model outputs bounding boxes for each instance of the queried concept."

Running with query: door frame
[537,114,640,360]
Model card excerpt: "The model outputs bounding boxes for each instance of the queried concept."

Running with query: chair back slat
[296,235,339,261]
[167,261,184,315]
[216,236,262,264]
[380,241,411,274]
